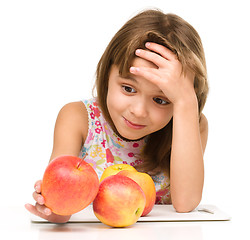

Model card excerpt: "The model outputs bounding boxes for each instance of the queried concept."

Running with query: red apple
[117,170,156,216]
[93,175,146,227]
[41,155,99,216]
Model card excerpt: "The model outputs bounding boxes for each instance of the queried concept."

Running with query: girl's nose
[129,100,148,118]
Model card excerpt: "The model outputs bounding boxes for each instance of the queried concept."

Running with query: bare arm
[130,42,208,212]
[170,100,208,212]
[49,101,87,160]
[25,101,88,223]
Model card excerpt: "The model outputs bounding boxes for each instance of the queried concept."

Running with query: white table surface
[1,206,249,240]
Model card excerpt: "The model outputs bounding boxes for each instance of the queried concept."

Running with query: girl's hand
[130,42,197,106]
[25,180,71,223]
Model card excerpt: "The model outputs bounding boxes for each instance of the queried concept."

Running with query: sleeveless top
[79,98,171,204]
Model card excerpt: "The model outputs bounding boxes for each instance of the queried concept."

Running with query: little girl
[25,9,209,223]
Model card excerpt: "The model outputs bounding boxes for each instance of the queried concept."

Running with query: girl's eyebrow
[120,75,168,95]
[122,75,137,82]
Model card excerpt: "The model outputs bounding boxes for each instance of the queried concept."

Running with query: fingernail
[24,204,29,210]
[44,208,51,216]
[38,196,44,204]
[145,42,151,47]
[130,67,135,73]
[135,49,141,55]
[130,67,139,73]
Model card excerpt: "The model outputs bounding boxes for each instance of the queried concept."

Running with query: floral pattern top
[79,98,171,204]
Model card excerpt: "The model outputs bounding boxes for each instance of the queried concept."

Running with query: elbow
[173,204,194,213]
[172,197,201,213]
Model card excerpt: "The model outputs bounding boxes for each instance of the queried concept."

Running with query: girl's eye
[153,97,169,105]
[122,85,136,93]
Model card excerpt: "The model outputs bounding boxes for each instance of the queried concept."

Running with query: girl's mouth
[123,117,146,130]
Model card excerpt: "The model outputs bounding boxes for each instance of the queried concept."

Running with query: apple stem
[82,153,88,161]
[77,153,88,169]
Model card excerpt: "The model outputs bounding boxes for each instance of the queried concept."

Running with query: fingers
[34,180,42,193]
[134,42,179,70]
[130,66,162,86]
[25,199,52,216]
[33,191,45,205]
[25,179,52,219]
[135,49,166,68]
[134,42,178,68]
[33,180,45,204]
[25,203,41,216]
[145,42,177,61]
[35,203,52,216]
[29,191,52,216]
[25,203,51,219]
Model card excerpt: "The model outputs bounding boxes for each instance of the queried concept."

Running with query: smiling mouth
[123,117,146,129]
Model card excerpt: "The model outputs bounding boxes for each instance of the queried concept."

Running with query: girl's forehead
[110,63,163,94]
[117,55,158,78]
[132,57,158,69]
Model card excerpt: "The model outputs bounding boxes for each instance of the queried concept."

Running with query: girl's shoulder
[57,101,89,141]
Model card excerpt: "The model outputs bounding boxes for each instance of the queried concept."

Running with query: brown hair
[94,9,208,174]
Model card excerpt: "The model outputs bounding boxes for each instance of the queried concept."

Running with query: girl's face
[106,57,173,140]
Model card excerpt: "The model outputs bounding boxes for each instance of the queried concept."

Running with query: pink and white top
[79,98,171,204]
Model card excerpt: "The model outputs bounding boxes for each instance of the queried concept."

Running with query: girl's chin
[115,129,146,142]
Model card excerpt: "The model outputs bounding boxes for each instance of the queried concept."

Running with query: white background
[0,0,249,221]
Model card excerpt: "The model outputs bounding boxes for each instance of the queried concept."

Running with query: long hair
[94,9,208,174]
